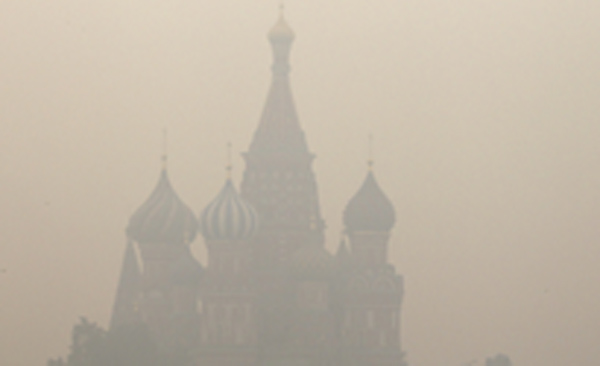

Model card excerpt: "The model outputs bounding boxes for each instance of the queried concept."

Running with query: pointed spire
[241,13,324,238]
[162,128,168,170]
[226,142,233,179]
[110,240,142,330]
[344,169,396,233]
[248,12,308,157]
[368,133,374,171]
[268,7,294,76]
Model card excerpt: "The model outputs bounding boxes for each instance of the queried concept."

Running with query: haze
[1,1,599,366]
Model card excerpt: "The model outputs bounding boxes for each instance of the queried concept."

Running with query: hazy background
[1,1,600,365]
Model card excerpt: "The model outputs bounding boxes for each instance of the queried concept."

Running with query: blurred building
[110,13,405,366]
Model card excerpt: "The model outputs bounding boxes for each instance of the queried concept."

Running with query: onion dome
[291,244,335,279]
[343,171,396,233]
[200,179,259,240]
[170,247,203,286]
[127,169,198,245]
[268,13,295,42]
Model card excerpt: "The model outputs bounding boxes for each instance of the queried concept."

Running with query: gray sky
[1,1,600,366]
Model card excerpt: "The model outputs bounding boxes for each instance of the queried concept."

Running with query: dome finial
[268,3,295,43]
[367,133,374,171]
[162,128,168,171]
[343,156,396,233]
[226,141,233,179]
[127,163,198,245]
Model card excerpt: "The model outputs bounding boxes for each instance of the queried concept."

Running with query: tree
[485,354,512,366]
[48,318,166,366]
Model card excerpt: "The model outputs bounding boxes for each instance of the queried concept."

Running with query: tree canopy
[47,318,166,366]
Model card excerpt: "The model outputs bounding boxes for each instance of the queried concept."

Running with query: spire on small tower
[127,148,198,245]
[343,148,396,233]
[162,128,168,171]
[367,133,374,171]
[226,142,233,179]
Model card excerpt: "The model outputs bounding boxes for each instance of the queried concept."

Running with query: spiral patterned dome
[200,179,259,240]
[127,169,198,245]
[343,171,396,233]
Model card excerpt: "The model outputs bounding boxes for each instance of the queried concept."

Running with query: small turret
[343,170,396,234]
[343,164,396,268]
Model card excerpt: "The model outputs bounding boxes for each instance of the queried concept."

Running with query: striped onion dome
[344,171,396,233]
[127,169,198,245]
[200,179,259,241]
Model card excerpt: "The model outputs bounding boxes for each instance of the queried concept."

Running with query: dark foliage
[47,318,166,366]
[485,354,512,366]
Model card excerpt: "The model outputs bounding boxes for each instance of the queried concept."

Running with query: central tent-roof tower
[241,12,325,267]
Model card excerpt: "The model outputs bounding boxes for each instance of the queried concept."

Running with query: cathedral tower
[241,12,325,269]
[239,13,328,357]
[198,175,259,366]
[126,162,199,347]
[343,165,396,268]
[338,165,405,366]
[110,11,406,366]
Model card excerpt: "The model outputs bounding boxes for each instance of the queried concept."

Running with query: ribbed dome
[170,247,203,286]
[127,169,198,245]
[343,171,396,232]
[268,14,295,42]
[200,179,259,240]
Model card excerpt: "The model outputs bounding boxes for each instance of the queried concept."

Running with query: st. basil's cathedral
[110,12,406,366]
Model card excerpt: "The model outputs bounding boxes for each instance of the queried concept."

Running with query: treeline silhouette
[47,318,191,366]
